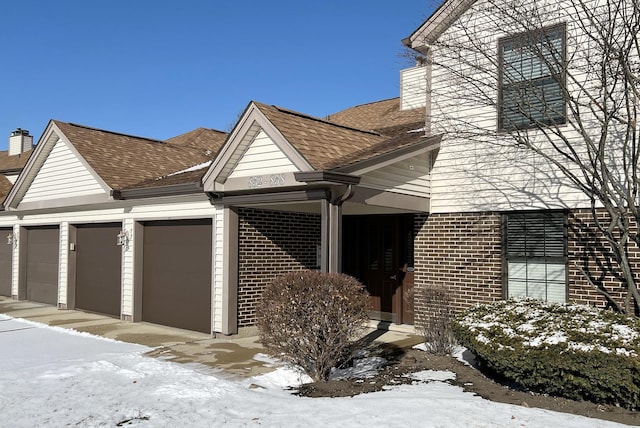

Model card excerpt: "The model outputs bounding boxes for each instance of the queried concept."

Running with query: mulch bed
[295,345,640,426]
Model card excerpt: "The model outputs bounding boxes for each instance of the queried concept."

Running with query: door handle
[390,275,397,280]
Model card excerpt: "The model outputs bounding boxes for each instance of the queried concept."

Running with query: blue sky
[0,1,433,150]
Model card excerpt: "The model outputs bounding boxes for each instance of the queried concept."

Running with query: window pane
[500,24,565,130]
[506,212,566,303]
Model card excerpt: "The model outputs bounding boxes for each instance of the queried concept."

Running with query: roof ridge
[166,127,227,141]
[59,121,166,144]
[270,105,382,137]
[330,97,400,112]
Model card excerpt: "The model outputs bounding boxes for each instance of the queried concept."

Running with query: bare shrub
[256,270,369,382]
[416,284,457,355]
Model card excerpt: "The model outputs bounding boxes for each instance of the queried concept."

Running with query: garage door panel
[75,223,122,317]
[26,226,59,305]
[0,228,12,297]
[142,219,212,333]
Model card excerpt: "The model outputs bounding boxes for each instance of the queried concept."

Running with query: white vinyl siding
[20,139,105,203]
[427,0,592,213]
[11,225,19,297]
[121,218,134,318]
[212,205,224,332]
[228,130,297,178]
[58,222,69,306]
[506,212,567,303]
[400,66,428,111]
[360,153,431,197]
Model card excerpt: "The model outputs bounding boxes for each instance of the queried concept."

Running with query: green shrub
[453,299,640,409]
[256,270,369,382]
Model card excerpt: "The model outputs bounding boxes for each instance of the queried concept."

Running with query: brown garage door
[142,219,212,333]
[75,223,122,316]
[0,228,12,297]
[26,226,59,305]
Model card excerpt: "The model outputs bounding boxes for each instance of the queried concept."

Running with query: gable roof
[253,102,389,170]
[53,121,215,190]
[205,99,434,192]
[326,98,424,135]
[404,0,476,49]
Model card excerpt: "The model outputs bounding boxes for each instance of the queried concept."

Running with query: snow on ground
[0,315,629,427]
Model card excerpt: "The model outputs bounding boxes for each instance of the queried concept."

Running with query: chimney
[8,128,33,156]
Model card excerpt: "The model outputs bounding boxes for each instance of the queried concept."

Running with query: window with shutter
[498,23,567,131]
[505,211,567,302]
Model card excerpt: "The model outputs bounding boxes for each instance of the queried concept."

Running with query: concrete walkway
[0,297,423,378]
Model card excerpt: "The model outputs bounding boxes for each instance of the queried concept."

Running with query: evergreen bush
[453,299,640,409]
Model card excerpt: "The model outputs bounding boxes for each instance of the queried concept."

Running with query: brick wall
[413,209,639,330]
[568,208,638,312]
[237,208,321,327]
[413,212,503,328]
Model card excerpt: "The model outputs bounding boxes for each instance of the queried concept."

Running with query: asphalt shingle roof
[254,99,428,171]
[326,97,425,135]
[0,175,13,204]
[53,121,222,190]
[0,150,33,174]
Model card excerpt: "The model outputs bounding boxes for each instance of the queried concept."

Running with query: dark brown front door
[0,228,12,297]
[25,226,59,305]
[75,223,122,316]
[142,219,212,333]
[343,215,414,324]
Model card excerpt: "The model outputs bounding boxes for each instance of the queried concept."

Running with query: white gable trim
[202,103,313,192]
[4,121,112,210]
[406,0,476,48]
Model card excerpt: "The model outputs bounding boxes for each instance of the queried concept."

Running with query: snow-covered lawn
[0,315,627,427]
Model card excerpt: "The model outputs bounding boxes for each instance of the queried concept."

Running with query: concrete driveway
[0,297,422,378]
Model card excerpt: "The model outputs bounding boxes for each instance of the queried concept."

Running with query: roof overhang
[404,0,477,51]
[3,120,113,211]
[336,134,441,176]
[113,182,204,200]
[202,102,314,192]
[294,171,361,186]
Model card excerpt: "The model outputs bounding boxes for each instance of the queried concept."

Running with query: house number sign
[247,173,286,189]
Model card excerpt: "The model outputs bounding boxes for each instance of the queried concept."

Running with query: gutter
[111,182,204,200]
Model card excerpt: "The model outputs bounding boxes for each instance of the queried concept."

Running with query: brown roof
[255,103,388,170]
[254,101,429,171]
[53,121,214,190]
[126,166,210,190]
[0,175,13,204]
[166,127,227,154]
[0,149,33,174]
[326,98,424,135]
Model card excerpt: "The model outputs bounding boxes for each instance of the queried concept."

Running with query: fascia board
[5,121,114,210]
[53,125,113,196]
[4,120,59,209]
[337,137,441,176]
[406,0,477,49]
[202,102,313,191]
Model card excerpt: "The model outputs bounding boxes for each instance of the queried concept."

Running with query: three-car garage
[3,218,214,334]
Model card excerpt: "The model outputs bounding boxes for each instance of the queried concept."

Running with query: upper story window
[498,23,567,131]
